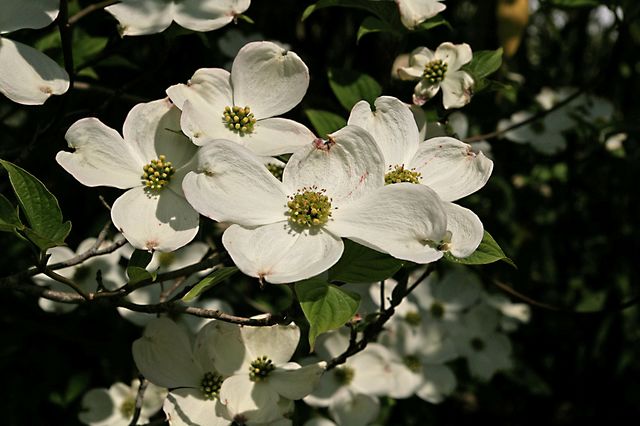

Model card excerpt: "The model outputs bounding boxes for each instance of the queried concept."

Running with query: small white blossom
[398,42,474,109]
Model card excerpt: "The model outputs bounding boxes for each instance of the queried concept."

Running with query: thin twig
[57,0,75,84]
[128,377,148,426]
[68,0,120,26]
[42,269,91,300]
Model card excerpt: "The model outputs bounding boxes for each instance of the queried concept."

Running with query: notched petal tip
[312,136,336,151]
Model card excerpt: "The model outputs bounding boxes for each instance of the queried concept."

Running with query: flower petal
[441,70,474,109]
[167,67,232,113]
[174,0,250,32]
[57,118,144,189]
[283,125,384,208]
[327,183,447,264]
[182,140,288,226]
[443,202,484,258]
[329,393,380,426]
[123,99,197,169]
[105,0,174,36]
[269,362,326,400]
[410,136,493,202]
[415,364,456,403]
[232,41,309,119]
[0,0,58,33]
[412,79,440,106]
[163,388,230,426]
[132,318,201,389]
[397,0,446,29]
[241,325,301,365]
[111,187,199,252]
[219,375,281,424]
[78,388,119,426]
[348,96,420,167]
[222,223,344,284]
[398,46,434,80]
[243,117,316,156]
[435,42,473,71]
[197,320,248,376]
[0,38,69,105]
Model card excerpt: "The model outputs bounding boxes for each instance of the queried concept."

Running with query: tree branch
[69,0,120,26]
[128,377,148,426]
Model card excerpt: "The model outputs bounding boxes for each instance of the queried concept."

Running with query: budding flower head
[223,105,257,134]
[385,164,422,185]
[422,59,448,85]
[249,356,275,382]
[141,154,175,191]
[200,371,224,400]
[287,186,333,227]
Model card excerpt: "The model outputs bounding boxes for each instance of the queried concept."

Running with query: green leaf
[295,278,360,347]
[126,266,154,285]
[304,109,347,137]
[328,68,382,111]
[126,249,154,284]
[444,231,516,268]
[182,267,239,302]
[463,48,503,82]
[302,0,398,24]
[329,240,404,283]
[357,16,390,42]
[0,193,22,232]
[0,159,71,250]
[414,15,450,32]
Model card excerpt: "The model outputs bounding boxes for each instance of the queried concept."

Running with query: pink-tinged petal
[283,125,384,208]
[222,223,344,284]
[182,140,288,226]
[132,318,201,389]
[0,0,58,33]
[57,118,143,189]
[443,202,484,258]
[412,79,440,106]
[415,364,456,403]
[243,118,316,156]
[0,38,69,105]
[163,388,230,426]
[269,362,326,400]
[111,187,199,252]
[105,0,174,36]
[397,0,446,29]
[348,96,420,167]
[241,325,301,365]
[232,41,309,119]
[441,70,474,109]
[327,183,447,264]
[166,68,233,112]
[435,42,473,71]
[410,136,493,202]
[219,375,281,424]
[174,0,250,32]
[123,98,197,169]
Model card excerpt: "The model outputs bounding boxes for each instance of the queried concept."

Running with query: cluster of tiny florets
[223,105,257,134]
[141,154,175,191]
[266,163,284,181]
[249,356,275,382]
[333,365,355,385]
[287,186,333,227]
[422,59,448,85]
[200,371,224,400]
[385,165,422,185]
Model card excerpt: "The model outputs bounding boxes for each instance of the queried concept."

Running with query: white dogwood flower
[398,42,474,108]
[182,126,448,283]
[105,0,250,36]
[79,380,166,426]
[167,41,315,156]
[396,0,447,29]
[57,99,200,252]
[0,0,69,105]
[349,96,493,257]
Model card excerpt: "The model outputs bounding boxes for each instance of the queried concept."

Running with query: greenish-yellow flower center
[249,356,275,382]
[430,302,445,319]
[141,155,175,191]
[223,105,257,134]
[119,397,136,418]
[422,59,448,85]
[201,371,224,400]
[470,337,485,352]
[384,165,421,185]
[405,311,422,326]
[404,355,422,373]
[334,366,355,385]
[266,163,284,181]
[287,187,332,227]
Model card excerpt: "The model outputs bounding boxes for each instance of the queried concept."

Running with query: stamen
[385,165,421,185]
[422,59,448,85]
[249,356,275,382]
[141,154,175,192]
[200,371,224,400]
[223,105,257,135]
[287,187,332,227]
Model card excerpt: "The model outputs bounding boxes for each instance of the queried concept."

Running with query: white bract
[105,0,251,36]
[78,380,166,426]
[33,238,122,313]
[200,320,325,424]
[182,125,448,284]
[167,41,315,156]
[0,0,69,105]
[349,96,493,257]
[395,0,446,29]
[398,42,474,109]
[57,99,200,252]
